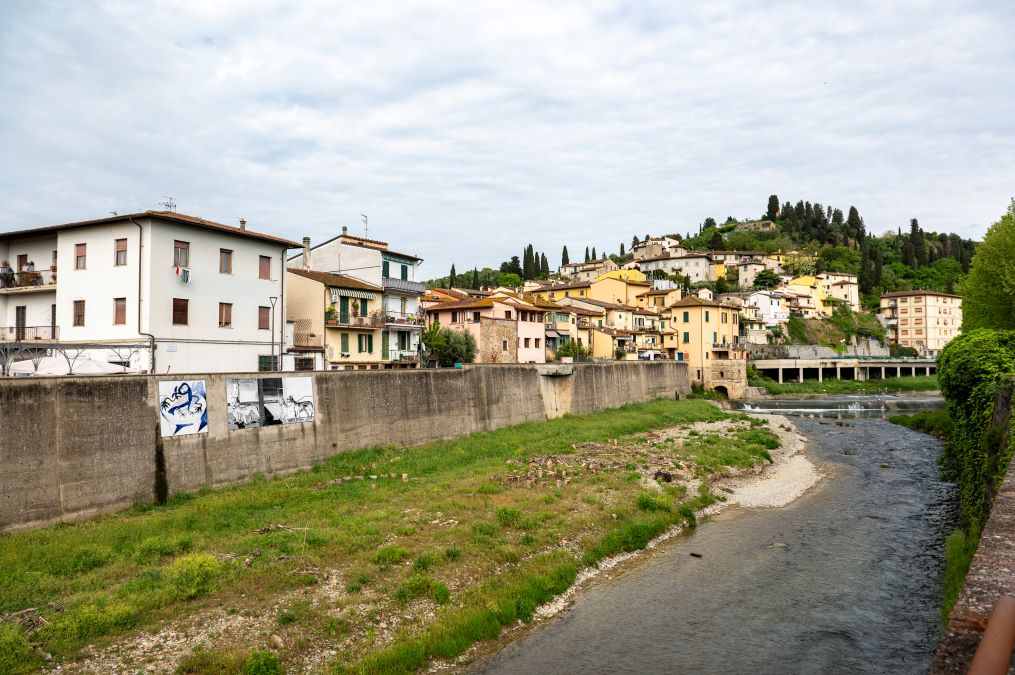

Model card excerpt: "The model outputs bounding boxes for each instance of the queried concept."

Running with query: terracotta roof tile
[287,268,383,291]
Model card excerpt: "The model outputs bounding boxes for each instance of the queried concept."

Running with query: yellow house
[636,287,683,310]
[534,276,651,307]
[287,269,385,370]
[786,275,827,317]
[595,268,647,283]
[661,296,746,383]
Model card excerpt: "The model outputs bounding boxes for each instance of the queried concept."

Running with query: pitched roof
[542,280,592,291]
[425,297,496,311]
[881,290,961,299]
[286,268,383,291]
[671,295,732,309]
[0,210,301,247]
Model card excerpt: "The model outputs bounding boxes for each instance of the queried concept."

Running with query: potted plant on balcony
[49,264,57,284]
[0,261,13,289]
[324,305,337,325]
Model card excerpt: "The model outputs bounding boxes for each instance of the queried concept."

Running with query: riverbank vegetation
[0,399,781,674]
[748,373,938,396]
[888,410,951,439]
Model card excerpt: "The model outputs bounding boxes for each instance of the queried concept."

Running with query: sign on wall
[158,380,209,437]
[226,376,315,430]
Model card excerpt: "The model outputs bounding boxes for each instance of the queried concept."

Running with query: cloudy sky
[1,1,1013,278]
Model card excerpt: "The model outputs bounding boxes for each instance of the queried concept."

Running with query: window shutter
[360,299,368,317]
[368,335,374,353]
[341,333,349,352]
[382,261,390,278]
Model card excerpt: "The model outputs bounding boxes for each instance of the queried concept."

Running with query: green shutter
[401,265,408,280]
[341,333,349,352]
[705,310,710,322]
[382,261,390,278]
[683,311,689,322]
[360,299,368,317]
[358,334,364,352]
[368,334,374,353]
[683,332,689,343]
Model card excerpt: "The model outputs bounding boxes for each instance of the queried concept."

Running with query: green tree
[591,247,597,260]
[470,268,479,289]
[561,245,569,265]
[585,247,590,262]
[620,243,625,255]
[540,253,549,277]
[431,328,477,367]
[961,199,1015,330]
[498,272,522,288]
[766,194,780,221]
[555,340,590,359]
[703,217,717,230]
[632,235,640,249]
[752,268,782,290]
[449,264,457,288]
[709,230,724,250]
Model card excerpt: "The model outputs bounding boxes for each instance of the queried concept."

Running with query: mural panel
[158,380,209,437]
[227,376,315,430]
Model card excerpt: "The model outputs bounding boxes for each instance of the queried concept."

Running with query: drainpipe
[131,218,156,373]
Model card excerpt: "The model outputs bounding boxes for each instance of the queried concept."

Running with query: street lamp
[269,296,278,370]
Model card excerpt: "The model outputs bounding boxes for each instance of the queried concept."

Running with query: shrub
[635,492,670,512]
[413,552,438,572]
[394,574,451,604]
[495,507,523,528]
[444,546,461,561]
[244,650,282,675]
[372,545,409,566]
[167,553,223,600]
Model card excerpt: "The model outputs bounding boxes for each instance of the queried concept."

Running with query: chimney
[239,218,246,230]
[302,236,312,270]
[341,226,348,236]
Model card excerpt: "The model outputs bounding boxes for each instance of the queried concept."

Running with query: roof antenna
[159,196,177,212]
[361,213,368,238]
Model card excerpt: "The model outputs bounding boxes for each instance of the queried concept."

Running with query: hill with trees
[427,195,979,307]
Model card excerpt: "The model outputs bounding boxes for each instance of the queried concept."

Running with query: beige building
[424,295,547,364]
[878,290,962,356]
[661,296,747,390]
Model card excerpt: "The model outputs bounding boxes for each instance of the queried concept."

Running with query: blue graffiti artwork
[158,380,209,437]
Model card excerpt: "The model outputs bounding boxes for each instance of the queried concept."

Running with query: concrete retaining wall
[0,362,690,531]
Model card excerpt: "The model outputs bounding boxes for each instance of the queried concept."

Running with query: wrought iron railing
[0,269,57,289]
[0,325,59,341]
[325,314,384,328]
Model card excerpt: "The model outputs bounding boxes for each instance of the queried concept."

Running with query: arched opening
[713,385,729,398]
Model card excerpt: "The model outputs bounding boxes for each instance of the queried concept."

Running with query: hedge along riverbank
[933,329,1015,619]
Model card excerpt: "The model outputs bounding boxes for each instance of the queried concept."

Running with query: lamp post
[269,296,278,370]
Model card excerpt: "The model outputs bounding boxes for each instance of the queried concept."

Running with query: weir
[752,357,937,384]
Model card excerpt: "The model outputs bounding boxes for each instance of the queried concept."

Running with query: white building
[820,273,861,312]
[637,253,715,281]
[292,227,425,365]
[0,211,299,374]
[748,291,791,327]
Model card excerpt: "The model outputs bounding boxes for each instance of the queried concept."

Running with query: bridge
[752,357,937,384]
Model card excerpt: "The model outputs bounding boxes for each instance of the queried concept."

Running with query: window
[259,256,271,280]
[505,311,512,319]
[294,357,315,371]
[173,240,190,267]
[52,250,57,265]
[113,298,126,325]
[219,302,232,327]
[535,338,541,348]
[705,310,710,322]
[172,298,188,325]
[219,249,233,274]
[358,334,374,353]
[341,333,349,352]
[683,311,689,323]
[682,331,689,343]
[401,264,408,280]
[259,306,270,330]
[75,244,87,270]
[258,355,278,371]
[502,340,508,351]
[473,311,481,322]
[524,338,531,348]
[382,261,390,278]
[73,300,85,326]
[115,239,128,266]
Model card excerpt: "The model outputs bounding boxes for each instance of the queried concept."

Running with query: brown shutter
[259,256,271,280]
[172,298,188,325]
[114,298,126,325]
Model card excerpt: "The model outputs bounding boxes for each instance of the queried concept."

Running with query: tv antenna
[159,196,177,212]
[361,214,368,238]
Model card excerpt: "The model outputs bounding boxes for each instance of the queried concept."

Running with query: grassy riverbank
[0,399,781,674]
[750,374,939,396]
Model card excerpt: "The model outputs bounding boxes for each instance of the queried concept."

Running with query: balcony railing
[385,312,424,326]
[325,314,384,328]
[712,341,746,350]
[389,349,420,362]
[1,325,59,341]
[0,269,57,290]
[382,277,426,294]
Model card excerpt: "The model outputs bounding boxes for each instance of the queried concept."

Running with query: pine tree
[766,195,780,221]
[846,206,865,244]
[709,230,723,250]
[561,245,570,265]
[449,264,457,288]
[585,247,590,262]
[632,235,640,249]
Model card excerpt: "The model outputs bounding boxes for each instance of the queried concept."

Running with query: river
[472,395,954,674]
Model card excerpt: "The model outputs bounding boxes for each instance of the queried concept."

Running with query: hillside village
[0,200,965,396]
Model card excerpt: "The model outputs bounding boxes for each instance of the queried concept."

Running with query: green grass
[941,525,981,624]
[750,374,939,395]
[888,410,951,439]
[0,398,768,673]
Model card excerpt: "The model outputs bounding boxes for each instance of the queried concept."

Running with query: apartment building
[638,253,716,281]
[293,228,425,366]
[424,295,547,363]
[557,258,620,281]
[661,296,746,381]
[534,275,651,306]
[820,273,861,312]
[0,211,298,373]
[632,237,686,261]
[878,290,962,356]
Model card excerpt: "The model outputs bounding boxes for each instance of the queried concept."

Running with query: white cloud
[1,0,1013,277]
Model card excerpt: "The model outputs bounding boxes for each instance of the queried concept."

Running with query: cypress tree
[585,247,590,262]
[766,194,780,221]
[620,243,625,255]
[540,253,549,277]
[471,268,479,289]
[632,235,640,249]
[449,264,457,288]
[591,247,597,260]
[523,245,534,279]
[561,245,570,265]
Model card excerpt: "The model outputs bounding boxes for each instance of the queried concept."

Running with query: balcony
[385,312,424,327]
[382,277,426,294]
[388,349,420,363]
[1,325,59,342]
[0,269,57,293]
[712,341,746,351]
[325,314,384,329]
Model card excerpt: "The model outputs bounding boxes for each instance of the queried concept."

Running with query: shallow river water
[473,398,955,674]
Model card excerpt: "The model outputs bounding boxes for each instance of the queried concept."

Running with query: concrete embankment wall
[0,362,690,531]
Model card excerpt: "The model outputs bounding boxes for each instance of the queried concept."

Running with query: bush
[394,574,451,604]
[555,341,590,359]
[635,492,670,512]
[244,650,282,675]
[372,545,410,566]
[167,553,223,600]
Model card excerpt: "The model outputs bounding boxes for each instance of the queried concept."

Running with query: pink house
[425,295,547,364]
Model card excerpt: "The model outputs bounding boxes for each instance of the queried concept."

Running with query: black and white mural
[226,376,315,430]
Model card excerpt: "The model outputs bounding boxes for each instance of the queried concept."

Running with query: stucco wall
[0,362,691,531]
